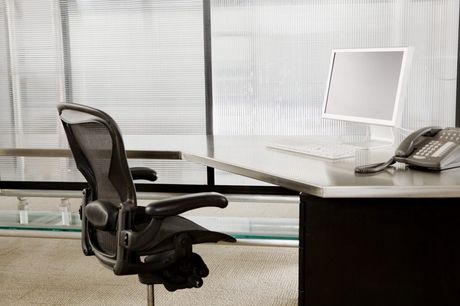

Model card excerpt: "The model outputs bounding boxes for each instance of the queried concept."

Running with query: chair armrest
[145,192,228,217]
[130,167,157,182]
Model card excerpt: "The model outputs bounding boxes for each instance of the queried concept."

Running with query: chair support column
[147,284,154,306]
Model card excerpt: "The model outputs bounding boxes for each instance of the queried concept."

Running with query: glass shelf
[0,210,299,241]
[0,211,81,232]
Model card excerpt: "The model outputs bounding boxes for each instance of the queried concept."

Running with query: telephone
[355,126,460,173]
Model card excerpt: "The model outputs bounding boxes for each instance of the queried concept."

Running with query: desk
[2,134,460,306]
[183,136,460,306]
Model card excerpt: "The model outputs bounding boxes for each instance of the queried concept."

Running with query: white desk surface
[2,134,460,198]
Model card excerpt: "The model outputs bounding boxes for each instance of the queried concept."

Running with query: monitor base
[344,125,395,150]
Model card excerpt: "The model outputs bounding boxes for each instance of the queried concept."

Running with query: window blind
[63,0,208,184]
[0,0,65,182]
[0,0,208,184]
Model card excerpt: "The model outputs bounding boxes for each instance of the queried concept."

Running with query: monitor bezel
[321,47,413,127]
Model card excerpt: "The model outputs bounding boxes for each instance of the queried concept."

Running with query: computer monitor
[322,47,412,128]
[267,47,413,157]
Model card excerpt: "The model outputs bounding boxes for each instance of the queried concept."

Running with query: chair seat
[136,214,236,256]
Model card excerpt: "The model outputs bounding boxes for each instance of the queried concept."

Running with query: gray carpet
[0,237,298,305]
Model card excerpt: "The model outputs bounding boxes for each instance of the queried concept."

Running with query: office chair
[57,103,236,305]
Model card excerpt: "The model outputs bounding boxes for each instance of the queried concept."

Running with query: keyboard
[267,141,356,160]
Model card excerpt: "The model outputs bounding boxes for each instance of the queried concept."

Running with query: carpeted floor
[0,237,298,305]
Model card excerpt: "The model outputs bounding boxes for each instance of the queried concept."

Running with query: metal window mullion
[52,0,67,108]
[456,2,460,127]
[203,0,215,186]
[58,0,72,104]
[53,0,72,181]
[5,0,22,138]
[5,0,25,181]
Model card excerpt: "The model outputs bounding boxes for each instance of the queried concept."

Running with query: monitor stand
[346,125,395,150]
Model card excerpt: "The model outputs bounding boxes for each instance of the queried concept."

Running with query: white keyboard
[267,141,356,160]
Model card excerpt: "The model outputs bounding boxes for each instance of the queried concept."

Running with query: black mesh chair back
[71,122,132,205]
[57,103,235,303]
[59,104,134,203]
[59,103,134,257]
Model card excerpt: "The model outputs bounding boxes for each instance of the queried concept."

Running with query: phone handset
[354,126,442,174]
[394,126,442,158]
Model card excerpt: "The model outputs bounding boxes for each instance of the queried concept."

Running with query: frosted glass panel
[212,0,459,185]
[67,0,206,135]
[212,0,459,135]
[65,0,207,184]
[64,0,208,183]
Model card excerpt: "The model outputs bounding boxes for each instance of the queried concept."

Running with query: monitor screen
[322,48,412,126]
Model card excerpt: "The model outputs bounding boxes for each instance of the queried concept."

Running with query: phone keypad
[440,131,460,141]
[413,128,460,160]
[432,142,456,157]
[416,140,442,158]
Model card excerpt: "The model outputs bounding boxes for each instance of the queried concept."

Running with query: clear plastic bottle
[59,198,72,226]
[17,197,29,225]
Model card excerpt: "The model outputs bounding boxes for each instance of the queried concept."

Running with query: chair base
[139,273,163,285]
[138,251,208,292]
